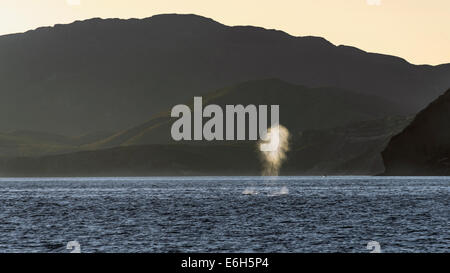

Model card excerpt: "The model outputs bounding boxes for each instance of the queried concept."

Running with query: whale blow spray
[242,124,290,196]
[259,125,290,176]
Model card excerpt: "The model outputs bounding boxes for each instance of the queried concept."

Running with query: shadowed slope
[382,88,450,175]
[0,14,448,135]
[0,115,411,176]
[84,78,404,149]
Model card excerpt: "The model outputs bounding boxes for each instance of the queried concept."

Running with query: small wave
[242,188,258,195]
[243,186,289,196]
[268,186,289,196]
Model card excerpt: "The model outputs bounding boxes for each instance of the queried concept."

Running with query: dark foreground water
[0,176,448,253]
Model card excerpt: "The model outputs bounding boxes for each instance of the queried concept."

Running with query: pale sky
[0,0,449,65]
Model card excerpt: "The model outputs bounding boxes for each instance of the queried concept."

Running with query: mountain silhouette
[382,88,450,175]
[0,115,411,176]
[0,79,412,176]
[0,14,448,135]
[0,129,112,157]
[83,78,404,149]
[0,78,404,159]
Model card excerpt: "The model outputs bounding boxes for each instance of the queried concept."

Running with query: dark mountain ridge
[0,78,404,159]
[382,88,450,175]
[0,14,448,135]
[82,78,403,150]
[0,79,412,176]
[0,115,411,177]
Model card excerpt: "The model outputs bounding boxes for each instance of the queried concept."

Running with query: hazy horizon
[0,0,449,66]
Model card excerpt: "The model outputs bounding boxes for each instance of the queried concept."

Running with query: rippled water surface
[0,176,448,253]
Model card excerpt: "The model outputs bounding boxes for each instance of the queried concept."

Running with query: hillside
[382,88,450,175]
[0,130,112,158]
[0,78,402,158]
[0,14,448,135]
[84,78,404,150]
[0,115,411,176]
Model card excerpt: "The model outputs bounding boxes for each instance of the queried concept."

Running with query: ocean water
[0,176,448,253]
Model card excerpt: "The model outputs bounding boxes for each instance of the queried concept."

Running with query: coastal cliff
[382,88,450,175]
